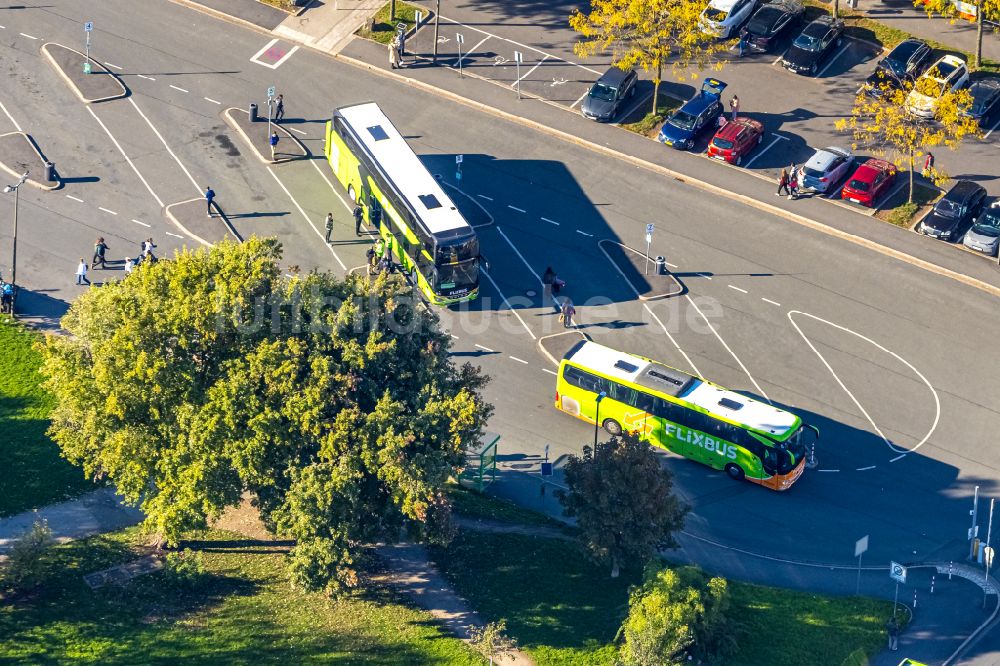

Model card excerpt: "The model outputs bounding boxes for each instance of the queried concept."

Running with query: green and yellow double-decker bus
[325,102,481,305]
[555,340,818,491]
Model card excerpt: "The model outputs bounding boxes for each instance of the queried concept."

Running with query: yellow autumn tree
[570,0,728,115]
[915,0,1000,68]
[837,74,980,203]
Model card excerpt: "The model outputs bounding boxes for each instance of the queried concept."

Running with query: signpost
[985,498,995,608]
[855,535,869,594]
[514,51,523,99]
[456,33,465,78]
[266,85,276,139]
[971,484,981,560]
[455,154,463,182]
[890,561,907,618]
[83,22,93,74]
[644,223,655,275]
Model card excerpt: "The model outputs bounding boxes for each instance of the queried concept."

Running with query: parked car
[919,180,987,241]
[964,77,1000,127]
[707,117,765,164]
[840,159,898,207]
[781,16,845,76]
[860,38,932,98]
[740,0,804,53]
[701,0,758,39]
[658,78,727,151]
[799,146,853,193]
[581,66,638,122]
[962,200,1000,255]
[905,54,970,119]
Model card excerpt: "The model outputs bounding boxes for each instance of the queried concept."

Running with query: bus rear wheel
[725,463,745,481]
[602,419,623,436]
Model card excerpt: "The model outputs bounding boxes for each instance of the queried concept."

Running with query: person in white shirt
[75,259,89,285]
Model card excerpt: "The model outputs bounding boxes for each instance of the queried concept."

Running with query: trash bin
[249,102,258,123]
[655,256,666,275]
[44,161,56,183]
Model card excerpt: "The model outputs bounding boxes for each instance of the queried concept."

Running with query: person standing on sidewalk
[560,299,576,329]
[75,258,89,285]
[922,152,935,178]
[270,132,279,161]
[205,186,216,217]
[886,616,899,651]
[737,31,748,57]
[92,237,109,269]
[730,95,740,121]
[273,94,285,122]
[776,168,790,196]
[788,164,799,200]
[324,213,334,243]
[353,202,365,236]
[388,36,401,69]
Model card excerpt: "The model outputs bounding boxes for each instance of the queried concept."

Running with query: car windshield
[881,57,907,77]
[712,137,735,150]
[589,83,617,102]
[934,198,962,217]
[704,7,728,21]
[973,212,1000,236]
[670,110,698,130]
[793,32,822,51]
[935,61,958,79]
[436,258,478,293]
[848,179,871,192]
[747,9,779,32]
[971,86,997,113]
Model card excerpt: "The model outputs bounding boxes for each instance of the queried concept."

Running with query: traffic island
[0,132,60,190]
[222,107,308,164]
[598,239,684,301]
[41,43,127,104]
[164,198,241,246]
[538,330,589,367]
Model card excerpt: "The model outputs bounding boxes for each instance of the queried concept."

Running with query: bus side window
[630,390,657,413]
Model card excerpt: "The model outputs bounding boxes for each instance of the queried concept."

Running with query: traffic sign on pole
[455,154,463,181]
[890,561,907,584]
[267,86,276,99]
[84,21,93,72]
[514,51,523,100]
[84,22,93,32]
[855,535,869,558]
[456,33,465,78]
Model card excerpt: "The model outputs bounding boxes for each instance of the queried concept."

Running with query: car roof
[708,0,741,10]
[944,179,985,200]
[595,66,633,87]
[854,158,894,179]
[887,39,926,60]
[804,15,836,33]
[718,118,763,139]
[970,78,1000,93]
[681,94,717,114]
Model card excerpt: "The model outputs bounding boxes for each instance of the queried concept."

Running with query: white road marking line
[104,62,122,70]
[695,272,712,280]
[137,74,155,80]
[817,469,840,472]
[728,284,748,294]
[541,217,560,225]
[285,273,294,278]
[310,159,354,213]
[542,368,558,376]
[132,219,151,227]
[508,205,526,213]
[0,100,23,132]
[856,465,876,471]
[455,35,491,68]
[761,297,781,306]
[0,25,5,29]
[87,107,164,208]
[644,303,701,377]
[983,114,1000,139]
[98,207,118,215]
[65,195,84,203]
[204,97,222,105]
[513,55,549,85]
[817,43,852,78]
[570,89,589,109]
[127,97,201,195]
[19,33,38,40]
[575,230,593,236]
[687,294,770,403]
[480,266,537,340]
[271,45,299,68]
[450,334,460,339]
[509,355,529,364]
[165,231,184,238]
[288,127,307,136]
[787,310,940,455]
[475,343,494,352]
[497,226,542,283]
[169,85,189,93]
[890,454,906,462]
[743,134,788,168]
[250,38,279,63]
[268,168,347,271]
[477,194,493,201]
[666,261,678,268]
[250,39,299,69]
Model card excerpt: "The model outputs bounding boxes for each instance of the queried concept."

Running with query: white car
[798,146,853,193]
[701,0,758,39]
[905,54,969,118]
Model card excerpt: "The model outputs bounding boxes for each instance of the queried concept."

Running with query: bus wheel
[725,464,745,481]
[602,419,623,436]
[348,184,357,204]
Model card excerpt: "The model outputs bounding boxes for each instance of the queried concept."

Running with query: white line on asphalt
[288,127,307,136]
[104,62,122,70]
[575,229,593,236]
[570,90,589,109]
[480,267,537,340]
[787,310,940,455]
[87,107,164,208]
[542,368,558,376]
[127,98,201,195]
[728,284,748,294]
[509,355,529,364]
[666,261,678,268]
[271,45,299,69]
[817,43,851,79]
[687,294,770,403]
[856,465,876,471]
[508,205,526,213]
[743,134,788,169]
[695,272,712,280]
[165,231,184,239]
[310,160,354,213]
[761,297,781,306]
[98,207,118,215]
[644,303,701,377]
[771,54,785,66]
[0,25,5,29]
[817,469,840,472]
[19,33,38,40]
[169,85,189,93]
[618,91,653,123]
[268,168,347,271]
[983,114,1000,139]
[890,454,906,462]
[513,55,550,85]
[285,273,294,278]
[496,226,542,283]
[204,97,222,105]
[250,38,278,63]
[0,100,23,132]
[475,344,494,352]
[137,74,155,80]
[477,194,493,201]
[541,217,560,225]
[132,219,151,227]
[65,194,84,203]
[450,334,459,339]
[455,35,491,68]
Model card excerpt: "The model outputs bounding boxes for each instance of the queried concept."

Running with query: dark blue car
[658,78,728,151]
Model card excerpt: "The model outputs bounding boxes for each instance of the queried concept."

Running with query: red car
[841,158,897,207]
[706,117,764,165]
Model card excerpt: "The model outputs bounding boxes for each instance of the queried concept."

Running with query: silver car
[963,200,1000,256]
[799,146,853,193]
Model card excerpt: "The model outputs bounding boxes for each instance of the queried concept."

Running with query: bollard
[44,161,56,183]
[931,575,935,594]
[249,102,259,123]
[655,256,666,275]
[949,561,954,580]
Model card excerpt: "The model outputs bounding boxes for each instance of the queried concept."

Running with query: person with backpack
[560,299,576,329]
[92,237,109,269]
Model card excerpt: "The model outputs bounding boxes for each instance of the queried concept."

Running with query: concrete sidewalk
[273,0,386,54]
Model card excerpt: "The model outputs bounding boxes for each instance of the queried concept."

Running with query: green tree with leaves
[468,619,518,665]
[569,0,728,115]
[558,434,688,578]
[37,237,491,595]
[0,518,54,593]
[619,563,736,666]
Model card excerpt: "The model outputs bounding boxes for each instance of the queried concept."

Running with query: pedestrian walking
[366,247,378,275]
[737,31,748,57]
[560,299,576,329]
[124,257,135,276]
[269,132,279,160]
[75,258,89,285]
[776,168,790,196]
[388,36,401,69]
[922,152,935,178]
[886,617,899,651]
[273,94,284,122]
[353,202,365,236]
[788,164,799,200]
[143,238,157,263]
[92,237,109,269]
[205,186,216,217]
[374,237,385,260]
[324,213,334,243]
[398,29,407,57]
[730,94,740,121]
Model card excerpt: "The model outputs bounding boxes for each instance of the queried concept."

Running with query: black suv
[861,38,932,97]
[920,180,987,241]
[581,66,638,122]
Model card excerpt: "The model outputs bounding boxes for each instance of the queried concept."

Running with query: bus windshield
[437,259,479,293]
[773,426,807,473]
[436,234,479,264]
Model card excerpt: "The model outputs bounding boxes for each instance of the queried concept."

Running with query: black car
[964,78,1000,127]
[581,66,638,122]
[861,38,932,97]
[781,16,845,76]
[741,0,804,53]
[919,180,987,241]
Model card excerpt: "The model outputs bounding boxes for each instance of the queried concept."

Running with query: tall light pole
[432,0,441,63]
[593,391,607,452]
[3,170,28,298]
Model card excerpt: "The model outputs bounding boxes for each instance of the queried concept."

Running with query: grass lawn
[0,319,91,517]
[876,182,941,227]
[0,527,482,665]
[356,1,425,45]
[431,529,894,666]
[620,92,683,138]
[449,485,570,530]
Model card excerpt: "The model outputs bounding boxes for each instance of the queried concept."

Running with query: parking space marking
[509,355,529,364]
[481,267,537,340]
[542,368,558,376]
[743,134,788,168]
[687,294,770,403]
[271,168,349,270]
[761,297,781,306]
[541,217,560,225]
[88,107,164,208]
[508,204,526,213]
[104,62,122,70]
[728,284,748,293]
[983,114,1000,139]
[644,303,701,377]
[288,127,307,136]
[169,85,189,93]
[617,91,654,123]
[455,35,491,68]
[137,74,155,80]
[497,226,542,283]
[817,43,852,78]
[204,97,222,105]
[475,343,495,352]
[570,90,589,109]
[128,98,201,194]
[165,231,184,238]
[0,100,22,132]
[19,33,38,40]
[98,207,118,215]
[514,55,550,85]
[65,194,84,203]
[132,219,151,227]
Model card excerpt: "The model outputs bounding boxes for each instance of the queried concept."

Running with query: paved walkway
[273,0,385,53]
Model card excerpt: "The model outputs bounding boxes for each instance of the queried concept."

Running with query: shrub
[887,201,919,227]
[1,518,54,592]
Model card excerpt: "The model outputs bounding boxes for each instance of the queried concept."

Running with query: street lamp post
[3,171,28,310]
[593,391,607,453]
[432,0,441,63]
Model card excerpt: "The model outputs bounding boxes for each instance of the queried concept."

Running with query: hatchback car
[701,0,758,39]
[707,117,764,164]
[741,0,804,53]
[860,38,932,98]
[920,180,987,241]
[963,200,1000,255]
[964,78,1000,127]
[905,55,970,118]
[781,16,845,76]
[658,78,727,151]
[581,66,638,122]
[840,159,897,207]
[799,146,853,193]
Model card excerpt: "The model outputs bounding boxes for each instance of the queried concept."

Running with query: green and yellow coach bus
[325,101,482,305]
[555,340,818,491]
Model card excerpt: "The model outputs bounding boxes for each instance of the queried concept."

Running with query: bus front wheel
[348,184,357,204]
[725,464,745,481]
[602,419,623,436]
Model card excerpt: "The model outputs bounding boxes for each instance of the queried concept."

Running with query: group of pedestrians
[776,164,803,200]
[75,236,157,286]
[324,201,367,243]
[388,31,407,69]
[366,237,395,275]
